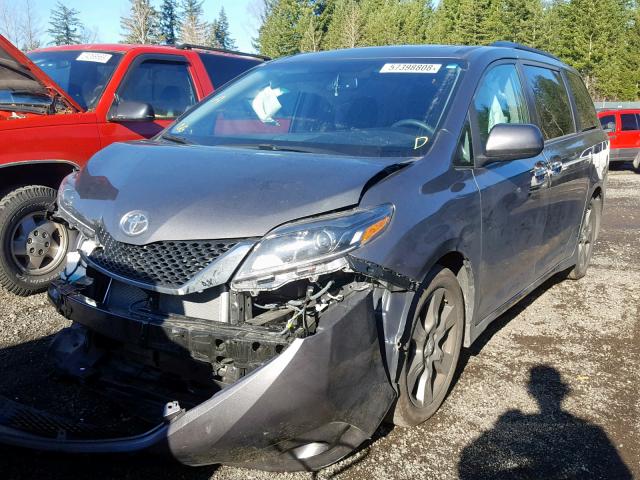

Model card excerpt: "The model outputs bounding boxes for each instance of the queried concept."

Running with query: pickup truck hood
[74,141,403,244]
[0,35,82,112]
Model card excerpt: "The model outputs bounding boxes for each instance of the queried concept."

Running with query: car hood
[0,35,82,112]
[73,141,404,244]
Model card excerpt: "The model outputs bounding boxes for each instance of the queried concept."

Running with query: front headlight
[57,172,95,235]
[231,204,393,291]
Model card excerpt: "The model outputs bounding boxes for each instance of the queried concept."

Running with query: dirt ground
[0,167,638,480]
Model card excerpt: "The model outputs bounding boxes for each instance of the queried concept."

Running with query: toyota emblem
[120,211,149,237]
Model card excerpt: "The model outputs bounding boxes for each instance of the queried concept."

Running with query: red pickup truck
[597,109,640,172]
[0,36,265,295]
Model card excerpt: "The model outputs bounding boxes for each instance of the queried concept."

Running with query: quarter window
[117,59,197,119]
[620,113,639,131]
[523,65,575,140]
[454,119,473,166]
[473,64,529,150]
[566,71,598,132]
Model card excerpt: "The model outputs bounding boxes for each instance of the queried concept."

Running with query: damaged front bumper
[0,280,396,471]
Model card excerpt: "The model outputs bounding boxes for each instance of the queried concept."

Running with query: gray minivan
[2,42,608,471]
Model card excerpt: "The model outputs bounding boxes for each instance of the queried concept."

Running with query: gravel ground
[0,168,638,479]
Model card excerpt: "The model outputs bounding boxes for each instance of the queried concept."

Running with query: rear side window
[523,65,575,140]
[473,63,529,149]
[620,113,639,131]
[198,53,262,89]
[599,115,616,131]
[566,71,598,131]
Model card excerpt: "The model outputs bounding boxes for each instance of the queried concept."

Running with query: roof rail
[490,41,561,62]
[176,43,270,61]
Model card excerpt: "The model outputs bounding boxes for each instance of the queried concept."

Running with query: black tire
[0,186,69,296]
[393,266,465,427]
[567,196,601,280]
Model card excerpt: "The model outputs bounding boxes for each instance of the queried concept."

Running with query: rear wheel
[0,186,69,296]
[393,267,464,427]
[567,196,601,280]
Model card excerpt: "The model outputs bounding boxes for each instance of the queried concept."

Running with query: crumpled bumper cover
[0,285,396,472]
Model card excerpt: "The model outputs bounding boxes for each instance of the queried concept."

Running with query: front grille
[88,224,239,289]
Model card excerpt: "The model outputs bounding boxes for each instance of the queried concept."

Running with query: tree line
[257,0,640,101]
[0,0,236,51]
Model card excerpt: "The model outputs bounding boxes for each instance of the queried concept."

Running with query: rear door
[615,111,640,157]
[471,62,549,320]
[521,65,591,273]
[97,54,200,146]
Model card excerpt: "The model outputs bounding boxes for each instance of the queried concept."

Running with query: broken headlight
[57,172,95,236]
[231,204,393,291]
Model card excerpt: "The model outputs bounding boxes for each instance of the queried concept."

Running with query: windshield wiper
[257,144,314,153]
[162,133,191,145]
[217,143,329,154]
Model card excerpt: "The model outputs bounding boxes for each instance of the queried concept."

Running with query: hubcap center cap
[27,229,51,256]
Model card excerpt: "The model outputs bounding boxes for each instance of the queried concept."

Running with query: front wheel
[567,196,601,280]
[0,186,69,296]
[393,267,465,427]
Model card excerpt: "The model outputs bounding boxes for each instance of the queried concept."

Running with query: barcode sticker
[76,52,113,63]
[380,63,442,74]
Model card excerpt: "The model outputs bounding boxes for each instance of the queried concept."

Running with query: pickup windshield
[167,58,463,157]
[27,51,123,110]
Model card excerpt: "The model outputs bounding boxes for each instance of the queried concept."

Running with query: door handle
[550,160,563,175]
[533,163,549,180]
[531,161,549,189]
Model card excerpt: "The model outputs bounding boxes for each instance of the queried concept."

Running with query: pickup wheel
[567,196,601,280]
[0,186,69,296]
[393,267,464,427]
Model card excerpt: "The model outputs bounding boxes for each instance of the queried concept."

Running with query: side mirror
[604,121,615,133]
[478,123,544,166]
[108,100,155,122]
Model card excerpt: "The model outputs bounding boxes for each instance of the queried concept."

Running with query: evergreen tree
[210,7,237,49]
[180,0,208,44]
[298,3,324,52]
[120,0,160,44]
[323,0,362,49]
[399,0,432,45]
[159,0,180,44]
[491,0,544,47]
[47,1,83,45]
[257,0,305,57]
[360,0,406,47]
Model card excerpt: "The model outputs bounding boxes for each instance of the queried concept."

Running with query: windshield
[27,51,123,110]
[167,58,463,157]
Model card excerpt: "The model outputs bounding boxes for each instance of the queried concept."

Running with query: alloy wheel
[406,287,460,408]
[577,206,594,271]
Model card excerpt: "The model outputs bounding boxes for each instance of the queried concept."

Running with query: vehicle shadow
[457,365,632,479]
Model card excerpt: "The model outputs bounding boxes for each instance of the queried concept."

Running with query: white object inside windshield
[76,52,113,64]
[251,86,284,124]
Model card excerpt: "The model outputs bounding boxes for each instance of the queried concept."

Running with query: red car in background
[0,35,265,295]
[597,109,640,172]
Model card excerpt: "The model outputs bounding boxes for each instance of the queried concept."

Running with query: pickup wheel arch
[0,160,79,195]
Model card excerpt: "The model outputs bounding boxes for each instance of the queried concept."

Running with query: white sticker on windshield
[380,63,442,74]
[76,52,113,64]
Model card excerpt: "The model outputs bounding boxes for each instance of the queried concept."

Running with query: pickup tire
[0,186,69,296]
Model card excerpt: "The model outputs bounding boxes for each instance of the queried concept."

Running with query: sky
[37,0,260,52]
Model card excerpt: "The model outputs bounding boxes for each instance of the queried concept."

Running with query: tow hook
[163,401,185,422]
